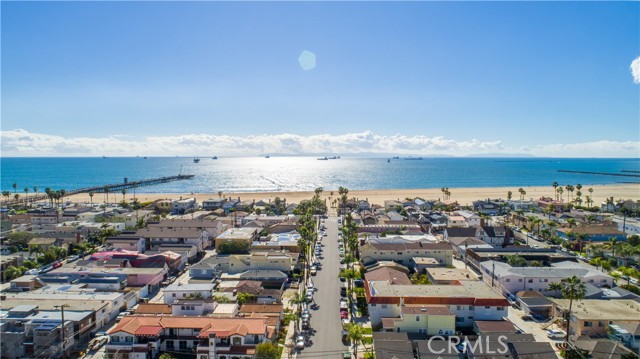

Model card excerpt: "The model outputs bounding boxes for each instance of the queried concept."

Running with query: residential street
[299,215,349,358]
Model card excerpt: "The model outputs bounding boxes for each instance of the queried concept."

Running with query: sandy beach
[64,183,640,207]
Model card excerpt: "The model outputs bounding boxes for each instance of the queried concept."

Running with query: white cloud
[631,56,640,84]
[1,129,638,158]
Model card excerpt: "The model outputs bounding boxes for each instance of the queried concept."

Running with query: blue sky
[1,1,639,157]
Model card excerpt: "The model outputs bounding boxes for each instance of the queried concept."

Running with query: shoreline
[63,183,640,207]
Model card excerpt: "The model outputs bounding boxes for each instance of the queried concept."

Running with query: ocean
[1,157,639,194]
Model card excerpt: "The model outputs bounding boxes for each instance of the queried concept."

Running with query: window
[381,304,387,309]
[528,279,533,283]
[232,337,242,346]
[455,316,464,323]
[180,340,188,349]
[167,341,174,349]
[540,279,548,282]
[456,305,462,310]
[497,307,504,311]
[505,279,510,282]
[416,316,420,321]
[125,337,133,343]
[598,321,604,327]
[469,306,473,310]
[172,293,176,297]
[518,279,523,282]
[584,322,592,327]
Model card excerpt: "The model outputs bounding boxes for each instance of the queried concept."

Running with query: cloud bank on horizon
[1,129,638,158]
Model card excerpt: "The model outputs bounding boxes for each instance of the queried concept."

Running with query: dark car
[354,279,363,287]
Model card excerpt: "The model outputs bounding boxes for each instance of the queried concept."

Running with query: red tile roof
[135,325,163,336]
[108,316,267,337]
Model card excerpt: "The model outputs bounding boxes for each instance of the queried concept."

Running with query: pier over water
[1,174,195,206]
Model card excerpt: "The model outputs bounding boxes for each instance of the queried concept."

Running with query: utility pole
[54,304,70,359]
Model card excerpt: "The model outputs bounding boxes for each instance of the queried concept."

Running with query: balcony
[197,344,210,353]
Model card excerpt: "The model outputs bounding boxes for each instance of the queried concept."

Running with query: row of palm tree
[440,187,451,200]
[551,182,594,207]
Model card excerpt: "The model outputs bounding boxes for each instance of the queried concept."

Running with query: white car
[296,335,305,349]
[546,329,566,339]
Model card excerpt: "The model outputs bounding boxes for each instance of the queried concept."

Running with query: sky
[1,1,639,157]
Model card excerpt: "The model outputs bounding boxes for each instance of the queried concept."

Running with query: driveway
[298,216,348,358]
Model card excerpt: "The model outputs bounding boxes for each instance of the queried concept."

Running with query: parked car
[354,279,363,287]
[546,329,566,339]
[306,291,313,301]
[301,310,311,320]
[340,311,348,319]
[310,267,317,276]
[296,335,306,349]
[302,320,310,330]
[67,255,79,262]
[340,300,348,309]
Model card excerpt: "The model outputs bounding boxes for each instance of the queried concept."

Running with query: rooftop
[367,280,506,301]
[108,315,267,336]
[552,299,640,321]
[425,268,478,281]
[218,227,259,240]
[364,267,412,285]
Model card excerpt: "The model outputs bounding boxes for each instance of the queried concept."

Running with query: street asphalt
[298,215,349,359]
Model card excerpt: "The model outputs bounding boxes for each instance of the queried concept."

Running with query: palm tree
[588,187,593,202]
[89,191,95,206]
[14,194,20,203]
[506,255,528,267]
[23,187,29,207]
[606,237,618,258]
[44,187,52,207]
[547,282,563,297]
[12,182,17,194]
[552,182,559,200]
[218,191,223,199]
[575,233,588,253]
[121,188,127,203]
[566,218,577,229]
[507,191,512,201]
[2,191,10,202]
[565,185,574,203]
[32,186,38,204]
[345,322,364,359]
[290,291,307,316]
[557,276,587,342]
[104,186,110,204]
[59,189,66,206]
[557,187,564,202]
[526,215,537,232]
